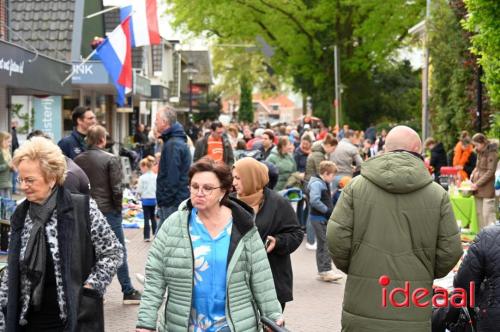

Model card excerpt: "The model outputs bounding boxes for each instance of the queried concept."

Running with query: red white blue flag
[96,16,133,106]
[120,0,161,47]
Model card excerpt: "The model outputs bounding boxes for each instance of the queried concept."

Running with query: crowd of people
[0,104,497,331]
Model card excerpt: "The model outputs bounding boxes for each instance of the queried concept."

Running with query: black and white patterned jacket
[0,189,123,331]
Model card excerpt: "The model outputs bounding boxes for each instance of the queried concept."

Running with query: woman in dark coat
[232,157,303,310]
[0,137,123,332]
[434,223,500,332]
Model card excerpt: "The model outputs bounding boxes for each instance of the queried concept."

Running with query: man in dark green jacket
[327,126,463,332]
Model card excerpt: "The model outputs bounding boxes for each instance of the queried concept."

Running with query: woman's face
[473,142,485,152]
[285,141,294,154]
[17,159,54,204]
[190,171,225,211]
[232,169,244,196]
[2,137,11,150]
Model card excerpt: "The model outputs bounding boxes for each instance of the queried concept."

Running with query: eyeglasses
[16,177,39,186]
[190,184,221,196]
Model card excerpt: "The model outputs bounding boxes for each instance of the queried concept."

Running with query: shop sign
[0,40,71,95]
[33,96,62,142]
[71,61,112,84]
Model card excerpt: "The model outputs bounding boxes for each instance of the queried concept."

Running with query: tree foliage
[428,0,497,149]
[238,74,253,123]
[428,0,475,149]
[463,0,500,106]
[165,0,425,127]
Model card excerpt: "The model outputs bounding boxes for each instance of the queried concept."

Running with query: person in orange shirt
[453,131,475,180]
[193,121,234,166]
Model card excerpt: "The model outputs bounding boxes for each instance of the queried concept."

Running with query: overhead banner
[33,96,62,142]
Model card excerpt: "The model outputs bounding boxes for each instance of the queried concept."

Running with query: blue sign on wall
[33,96,62,143]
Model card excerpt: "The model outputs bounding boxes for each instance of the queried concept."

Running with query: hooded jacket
[327,151,463,332]
[471,142,498,198]
[156,122,191,208]
[136,197,282,332]
[265,147,297,191]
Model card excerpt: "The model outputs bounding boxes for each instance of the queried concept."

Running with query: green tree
[238,74,253,123]
[463,0,500,106]
[165,0,426,126]
[427,0,498,149]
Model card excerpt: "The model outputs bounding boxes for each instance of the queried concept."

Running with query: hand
[264,318,285,332]
[470,183,478,191]
[83,283,93,289]
[136,329,155,332]
[265,236,276,253]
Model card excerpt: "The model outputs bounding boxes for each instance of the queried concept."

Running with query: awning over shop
[0,40,72,95]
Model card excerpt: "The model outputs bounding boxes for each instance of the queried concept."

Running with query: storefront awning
[0,40,71,95]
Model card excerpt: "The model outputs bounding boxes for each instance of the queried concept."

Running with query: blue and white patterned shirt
[189,208,233,332]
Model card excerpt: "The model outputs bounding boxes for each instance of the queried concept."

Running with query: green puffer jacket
[136,198,282,332]
[266,147,296,191]
[327,152,463,332]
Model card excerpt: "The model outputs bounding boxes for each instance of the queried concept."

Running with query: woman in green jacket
[266,136,297,191]
[136,158,283,332]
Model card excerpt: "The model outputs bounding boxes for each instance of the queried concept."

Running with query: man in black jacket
[74,125,141,304]
[58,106,97,159]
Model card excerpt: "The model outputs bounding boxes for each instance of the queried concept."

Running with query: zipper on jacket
[187,213,195,330]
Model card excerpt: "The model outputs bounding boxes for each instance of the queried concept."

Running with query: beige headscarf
[233,157,269,213]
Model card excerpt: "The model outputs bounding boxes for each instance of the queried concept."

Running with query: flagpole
[60,49,97,86]
[85,6,120,19]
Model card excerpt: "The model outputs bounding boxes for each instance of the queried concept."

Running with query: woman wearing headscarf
[0,137,123,332]
[233,157,303,310]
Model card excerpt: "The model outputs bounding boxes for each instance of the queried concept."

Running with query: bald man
[326,126,463,331]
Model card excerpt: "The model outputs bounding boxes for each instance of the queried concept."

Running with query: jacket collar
[185,196,254,236]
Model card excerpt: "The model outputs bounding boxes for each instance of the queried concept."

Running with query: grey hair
[158,105,177,125]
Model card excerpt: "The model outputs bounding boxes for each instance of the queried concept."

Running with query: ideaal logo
[379,275,475,308]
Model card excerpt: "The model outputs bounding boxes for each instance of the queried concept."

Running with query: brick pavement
[104,228,344,332]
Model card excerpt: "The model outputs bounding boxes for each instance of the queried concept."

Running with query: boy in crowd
[307,161,343,282]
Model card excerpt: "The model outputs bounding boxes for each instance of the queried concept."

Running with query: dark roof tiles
[9,0,75,61]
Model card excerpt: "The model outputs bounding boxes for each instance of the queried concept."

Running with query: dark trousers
[103,211,134,295]
[143,205,157,239]
[296,198,309,228]
[311,220,332,273]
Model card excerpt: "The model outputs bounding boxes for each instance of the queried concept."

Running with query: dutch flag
[96,16,133,106]
[120,0,161,47]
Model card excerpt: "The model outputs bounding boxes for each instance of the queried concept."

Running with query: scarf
[233,157,269,213]
[21,187,58,311]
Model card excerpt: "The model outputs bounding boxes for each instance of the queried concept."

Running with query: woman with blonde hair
[0,131,13,198]
[0,137,123,331]
[138,156,157,241]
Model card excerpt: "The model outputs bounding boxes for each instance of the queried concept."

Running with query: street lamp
[183,62,199,121]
